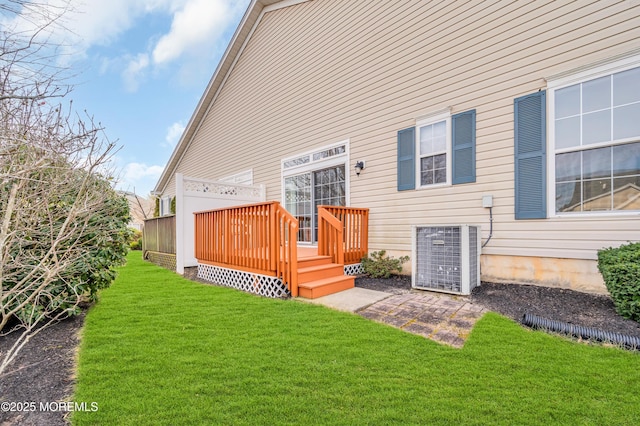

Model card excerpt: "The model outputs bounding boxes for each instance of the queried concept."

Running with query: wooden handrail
[317,207,344,265]
[274,204,299,297]
[194,201,299,296]
[318,206,369,264]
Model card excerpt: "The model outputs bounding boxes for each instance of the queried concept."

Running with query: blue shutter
[452,109,476,184]
[397,127,415,191]
[514,91,547,219]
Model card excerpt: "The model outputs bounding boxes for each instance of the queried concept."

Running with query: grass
[73,252,640,425]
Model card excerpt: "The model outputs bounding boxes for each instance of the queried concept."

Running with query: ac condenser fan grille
[412,225,480,295]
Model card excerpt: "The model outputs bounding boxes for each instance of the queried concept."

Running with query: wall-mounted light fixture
[354,160,365,176]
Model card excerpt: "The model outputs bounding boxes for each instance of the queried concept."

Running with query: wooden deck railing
[317,207,344,265]
[143,215,176,254]
[318,206,369,264]
[194,201,300,297]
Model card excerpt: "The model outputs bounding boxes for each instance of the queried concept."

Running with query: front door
[284,164,346,243]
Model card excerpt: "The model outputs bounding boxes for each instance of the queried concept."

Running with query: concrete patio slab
[299,287,392,312]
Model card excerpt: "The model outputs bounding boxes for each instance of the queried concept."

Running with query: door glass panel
[285,165,346,244]
[284,173,312,243]
[313,165,346,242]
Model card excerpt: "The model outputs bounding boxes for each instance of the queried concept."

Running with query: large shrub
[597,242,640,322]
[1,149,131,324]
[0,0,130,374]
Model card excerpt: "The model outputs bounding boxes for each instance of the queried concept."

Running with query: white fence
[175,173,266,274]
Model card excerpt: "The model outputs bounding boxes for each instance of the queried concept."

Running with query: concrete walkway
[305,288,487,348]
[302,287,392,312]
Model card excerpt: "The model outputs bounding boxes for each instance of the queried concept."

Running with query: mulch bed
[0,314,84,426]
[2,277,639,425]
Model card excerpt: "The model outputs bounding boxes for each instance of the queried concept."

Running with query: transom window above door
[283,143,347,170]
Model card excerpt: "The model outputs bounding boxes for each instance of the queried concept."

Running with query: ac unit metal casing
[412,225,481,295]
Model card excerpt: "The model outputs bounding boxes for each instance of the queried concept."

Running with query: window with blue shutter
[397,127,415,191]
[452,110,476,184]
[514,91,547,219]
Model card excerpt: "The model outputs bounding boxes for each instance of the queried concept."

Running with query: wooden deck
[194,202,368,299]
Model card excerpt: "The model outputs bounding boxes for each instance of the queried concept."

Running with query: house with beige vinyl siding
[153,0,640,296]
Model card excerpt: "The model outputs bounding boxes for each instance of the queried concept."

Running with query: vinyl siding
[169,0,640,261]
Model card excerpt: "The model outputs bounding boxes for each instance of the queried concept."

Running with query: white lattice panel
[184,178,264,198]
[197,264,289,298]
[344,263,364,276]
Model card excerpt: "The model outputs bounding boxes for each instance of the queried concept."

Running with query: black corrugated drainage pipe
[521,313,640,351]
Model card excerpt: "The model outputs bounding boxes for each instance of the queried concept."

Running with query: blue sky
[5,0,251,197]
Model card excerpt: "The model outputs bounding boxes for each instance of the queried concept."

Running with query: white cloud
[152,0,232,64]
[122,53,150,92]
[55,0,176,52]
[124,162,165,179]
[2,0,249,90]
[165,121,186,147]
[117,162,165,195]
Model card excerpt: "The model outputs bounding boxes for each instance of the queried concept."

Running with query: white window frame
[280,140,351,245]
[415,110,452,189]
[547,53,640,217]
[159,196,172,217]
[281,140,350,188]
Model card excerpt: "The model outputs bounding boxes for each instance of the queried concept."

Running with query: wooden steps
[296,254,354,299]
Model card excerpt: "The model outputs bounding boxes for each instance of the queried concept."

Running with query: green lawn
[73,252,640,425]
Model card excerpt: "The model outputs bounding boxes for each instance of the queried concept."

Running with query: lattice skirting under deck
[197,263,290,298]
[344,262,364,276]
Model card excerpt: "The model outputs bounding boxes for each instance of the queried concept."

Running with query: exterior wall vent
[412,225,481,295]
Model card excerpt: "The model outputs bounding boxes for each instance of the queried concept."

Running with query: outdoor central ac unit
[412,225,481,295]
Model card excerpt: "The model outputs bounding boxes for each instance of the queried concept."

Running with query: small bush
[361,250,409,279]
[129,228,143,251]
[597,242,640,322]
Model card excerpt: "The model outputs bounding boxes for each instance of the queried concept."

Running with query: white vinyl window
[550,60,640,214]
[416,112,451,187]
[159,196,172,216]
